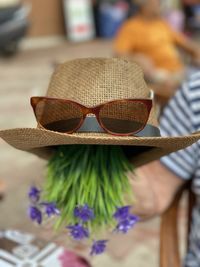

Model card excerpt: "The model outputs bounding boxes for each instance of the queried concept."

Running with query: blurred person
[114,0,200,97]
[131,71,200,266]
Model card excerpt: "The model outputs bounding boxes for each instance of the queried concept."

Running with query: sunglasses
[31,91,153,136]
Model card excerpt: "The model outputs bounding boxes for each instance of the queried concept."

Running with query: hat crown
[47,58,157,127]
[47,58,150,106]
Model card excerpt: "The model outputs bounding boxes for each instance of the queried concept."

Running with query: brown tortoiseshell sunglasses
[31,91,153,136]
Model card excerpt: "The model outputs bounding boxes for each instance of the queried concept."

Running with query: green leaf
[43,145,135,235]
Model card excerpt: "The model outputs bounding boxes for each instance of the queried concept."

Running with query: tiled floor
[0,40,186,267]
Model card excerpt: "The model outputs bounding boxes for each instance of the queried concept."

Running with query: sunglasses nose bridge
[83,107,97,116]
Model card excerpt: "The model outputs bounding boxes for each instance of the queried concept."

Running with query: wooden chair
[159,183,196,267]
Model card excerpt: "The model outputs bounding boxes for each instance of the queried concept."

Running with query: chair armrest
[159,185,186,267]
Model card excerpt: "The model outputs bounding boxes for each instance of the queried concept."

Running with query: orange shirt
[114,16,187,72]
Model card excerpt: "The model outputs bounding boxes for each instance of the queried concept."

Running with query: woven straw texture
[47,57,157,126]
[0,129,200,167]
[0,57,200,167]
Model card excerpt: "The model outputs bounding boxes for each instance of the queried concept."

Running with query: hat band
[78,117,160,137]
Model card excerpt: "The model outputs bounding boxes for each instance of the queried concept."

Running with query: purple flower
[115,215,139,234]
[74,204,94,222]
[90,240,108,256]
[67,224,89,241]
[29,206,42,224]
[113,206,132,221]
[28,186,41,202]
[41,202,60,217]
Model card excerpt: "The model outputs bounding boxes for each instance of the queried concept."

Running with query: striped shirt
[159,71,200,267]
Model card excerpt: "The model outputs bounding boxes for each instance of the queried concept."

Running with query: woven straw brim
[1,128,200,167]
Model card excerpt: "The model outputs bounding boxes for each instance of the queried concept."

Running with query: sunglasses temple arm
[149,90,154,100]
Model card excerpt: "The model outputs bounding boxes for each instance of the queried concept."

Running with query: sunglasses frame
[31,93,153,136]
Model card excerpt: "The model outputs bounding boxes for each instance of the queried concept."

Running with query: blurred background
[0,0,199,266]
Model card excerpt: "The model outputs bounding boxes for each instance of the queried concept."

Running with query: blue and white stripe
[159,71,200,267]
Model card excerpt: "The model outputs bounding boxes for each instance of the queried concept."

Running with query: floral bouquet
[28,145,139,255]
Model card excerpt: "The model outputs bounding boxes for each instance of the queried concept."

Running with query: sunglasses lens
[99,101,149,134]
[35,99,83,133]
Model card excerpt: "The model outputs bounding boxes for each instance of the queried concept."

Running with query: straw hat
[0,58,200,167]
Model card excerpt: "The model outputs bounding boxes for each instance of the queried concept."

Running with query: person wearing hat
[0,58,200,262]
[114,0,200,96]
